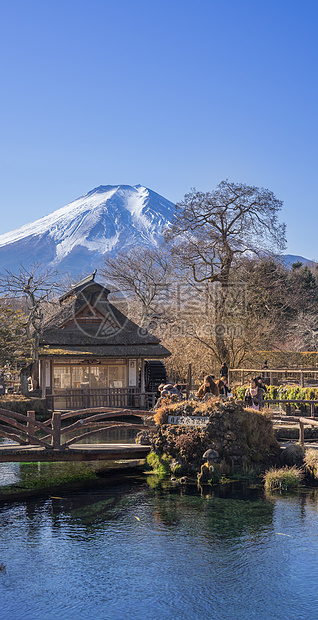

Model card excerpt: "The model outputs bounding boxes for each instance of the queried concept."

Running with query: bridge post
[299,420,305,446]
[26,411,35,444]
[52,412,61,449]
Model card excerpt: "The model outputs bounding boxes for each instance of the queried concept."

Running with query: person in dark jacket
[219,362,228,380]
[218,377,231,398]
[255,376,267,395]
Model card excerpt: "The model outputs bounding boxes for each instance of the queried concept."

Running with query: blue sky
[1,0,317,259]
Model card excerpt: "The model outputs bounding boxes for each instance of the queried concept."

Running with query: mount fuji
[0,185,175,277]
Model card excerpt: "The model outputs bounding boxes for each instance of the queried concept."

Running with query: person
[162,383,182,398]
[196,375,219,399]
[244,377,264,411]
[154,383,182,409]
[0,373,5,396]
[173,383,184,399]
[218,376,231,398]
[153,387,171,409]
[261,359,269,380]
[255,376,267,395]
[219,362,228,380]
[157,383,165,397]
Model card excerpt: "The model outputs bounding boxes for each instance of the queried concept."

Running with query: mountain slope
[282,254,314,267]
[0,185,175,276]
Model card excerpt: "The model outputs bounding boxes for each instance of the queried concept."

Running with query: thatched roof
[40,277,170,359]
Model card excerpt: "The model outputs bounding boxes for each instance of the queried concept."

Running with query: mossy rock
[151,398,280,475]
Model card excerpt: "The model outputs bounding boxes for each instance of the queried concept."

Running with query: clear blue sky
[1,0,317,259]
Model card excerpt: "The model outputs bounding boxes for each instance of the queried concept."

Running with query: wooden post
[311,401,315,418]
[52,412,61,449]
[241,370,244,385]
[186,363,192,398]
[26,411,35,444]
[299,420,305,447]
[140,359,145,408]
[300,371,304,388]
[269,371,273,385]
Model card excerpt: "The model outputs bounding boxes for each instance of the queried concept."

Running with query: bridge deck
[0,443,151,462]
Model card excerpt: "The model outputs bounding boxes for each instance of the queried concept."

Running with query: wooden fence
[229,369,318,387]
[272,414,318,447]
[46,388,157,412]
[262,399,318,417]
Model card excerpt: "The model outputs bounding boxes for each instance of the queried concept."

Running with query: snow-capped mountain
[282,254,313,267]
[0,185,175,276]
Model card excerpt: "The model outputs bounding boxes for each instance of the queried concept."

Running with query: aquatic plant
[146,451,171,476]
[263,466,304,491]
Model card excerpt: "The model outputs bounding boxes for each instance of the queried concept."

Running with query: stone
[202,449,219,461]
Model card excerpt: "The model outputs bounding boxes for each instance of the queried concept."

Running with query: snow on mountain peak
[0,184,175,276]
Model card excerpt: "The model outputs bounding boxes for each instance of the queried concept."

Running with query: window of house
[53,366,71,389]
[53,363,127,389]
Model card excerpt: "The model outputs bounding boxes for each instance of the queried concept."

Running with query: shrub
[153,408,169,425]
[264,466,304,491]
[174,429,203,461]
[304,449,318,479]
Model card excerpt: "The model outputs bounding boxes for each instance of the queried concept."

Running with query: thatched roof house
[38,272,170,410]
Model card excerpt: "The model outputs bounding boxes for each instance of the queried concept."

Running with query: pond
[0,465,318,620]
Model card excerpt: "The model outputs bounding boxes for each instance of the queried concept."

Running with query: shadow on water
[18,473,276,542]
[0,430,143,500]
[2,466,318,619]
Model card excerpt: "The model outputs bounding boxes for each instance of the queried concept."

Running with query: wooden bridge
[0,407,153,462]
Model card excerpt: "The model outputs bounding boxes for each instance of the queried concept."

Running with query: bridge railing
[0,407,154,449]
[0,408,54,448]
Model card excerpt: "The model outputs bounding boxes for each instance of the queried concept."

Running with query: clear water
[0,472,318,620]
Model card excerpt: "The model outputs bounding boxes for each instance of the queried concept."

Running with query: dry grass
[304,449,318,479]
[264,466,304,491]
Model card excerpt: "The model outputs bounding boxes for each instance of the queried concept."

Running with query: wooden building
[38,273,170,410]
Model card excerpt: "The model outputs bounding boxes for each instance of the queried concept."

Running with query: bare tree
[0,263,62,361]
[164,180,286,363]
[101,246,173,329]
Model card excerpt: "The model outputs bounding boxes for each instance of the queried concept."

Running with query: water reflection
[1,474,318,619]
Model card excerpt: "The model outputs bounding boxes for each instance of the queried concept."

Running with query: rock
[280,443,305,466]
[136,430,153,445]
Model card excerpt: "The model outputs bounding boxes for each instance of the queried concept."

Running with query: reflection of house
[38,273,170,410]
